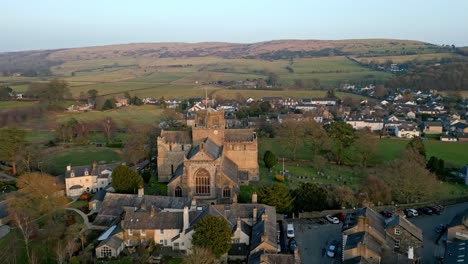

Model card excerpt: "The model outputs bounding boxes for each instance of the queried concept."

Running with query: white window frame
[128,229,133,236]
[141,229,146,236]
[394,239,400,248]
[394,228,401,235]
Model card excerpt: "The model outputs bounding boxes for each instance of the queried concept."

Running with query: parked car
[404,209,419,217]
[277,243,281,253]
[327,240,339,258]
[430,205,443,215]
[380,211,393,218]
[435,224,447,233]
[287,223,295,238]
[289,239,297,252]
[325,215,340,224]
[418,207,433,215]
[335,212,346,222]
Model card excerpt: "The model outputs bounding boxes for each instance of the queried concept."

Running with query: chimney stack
[232,193,238,203]
[261,212,268,222]
[138,185,144,198]
[150,205,156,217]
[191,197,197,209]
[236,216,241,232]
[92,161,97,170]
[66,165,71,172]
[183,206,189,231]
[252,192,257,203]
[253,207,258,224]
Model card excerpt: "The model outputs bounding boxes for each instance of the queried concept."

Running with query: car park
[287,223,295,238]
[325,215,340,224]
[327,240,339,258]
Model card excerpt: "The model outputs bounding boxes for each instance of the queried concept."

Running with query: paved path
[65,208,91,230]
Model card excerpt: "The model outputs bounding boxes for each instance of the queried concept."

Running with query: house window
[86,187,90,192]
[395,229,401,235]
[182,242,184,246]
[195,169,210,195]
[223,187,231,198]
[394,240,400,248]
[231,144,234,150]
[160,229,164,234]
[100,246,112,257]
[141,229,146,236]
[232,238,240,243]
[175,186,182,197]
[160,240,163,244]
[182,145,184,151]
[244,145,246,151]
[164,240,167,246]
[169,144,172,151]
[128,229,133,236]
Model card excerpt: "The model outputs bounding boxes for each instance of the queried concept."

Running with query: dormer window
[70,171,75,177]
[84,170,89,176]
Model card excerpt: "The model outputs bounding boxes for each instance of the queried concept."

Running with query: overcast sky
[2,0,467,52]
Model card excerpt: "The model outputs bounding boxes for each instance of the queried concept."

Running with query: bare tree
[10,211,37,263]
[183,246,217,264]
[360,175,392,205]
[353,129,378,167]
[101,117,117,142]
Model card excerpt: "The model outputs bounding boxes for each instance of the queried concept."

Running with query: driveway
[408,202,468,264]
[289,218,342,264]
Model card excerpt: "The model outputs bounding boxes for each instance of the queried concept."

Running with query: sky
[2,0,468,52]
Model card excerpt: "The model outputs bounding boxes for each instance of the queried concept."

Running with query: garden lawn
[46,146,121,175]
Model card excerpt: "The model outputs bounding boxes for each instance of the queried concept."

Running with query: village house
[64,162,120,198]
[387,122,420,138]
[114,96,128,107]
[94,189,290,262]
[444,211,468,263]
[344,115,384,131]
[342,207,423,263]
[421,121,443,134]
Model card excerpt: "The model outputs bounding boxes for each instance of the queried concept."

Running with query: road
[290,218,342,264]
[408,202,468,264]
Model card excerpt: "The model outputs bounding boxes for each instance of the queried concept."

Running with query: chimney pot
[253,207,258,224]
[252,192,257,204]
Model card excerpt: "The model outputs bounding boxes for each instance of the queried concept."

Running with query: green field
[376,138,468,167]
[353,52,462,64]
[45,146,121,175]
[0,101,38,110]
[54,105,164,126]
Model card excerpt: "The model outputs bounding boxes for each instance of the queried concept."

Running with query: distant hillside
[0,39,443,75]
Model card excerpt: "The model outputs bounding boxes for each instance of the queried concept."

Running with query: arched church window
[223,187,231,198]
[175,186,182,197]
[195,169,210,195]
[171,164,174,175]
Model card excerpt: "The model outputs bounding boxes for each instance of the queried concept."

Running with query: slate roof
[384,215,422,241]
[343,256,372,264]
[344,231,381,255]
[444,241,468,264]
[187,138,222,160]
[97,234,123,250]
[248,250,295,264]
[168,164,184,184]
[66,162,120,178]
[221,157,239,183]
[93,193,191,227]
[121,209,199,230]
[90,188,107,203]
[160,130,191,144]
[225,129,256,142]
[229,243,249,257]
[343,208,386,238]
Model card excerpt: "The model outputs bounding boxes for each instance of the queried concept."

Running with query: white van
[287,223,295,238]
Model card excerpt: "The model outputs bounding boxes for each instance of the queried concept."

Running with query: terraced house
[64,162,119,198]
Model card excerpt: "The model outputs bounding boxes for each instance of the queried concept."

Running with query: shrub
[275,174,285,182]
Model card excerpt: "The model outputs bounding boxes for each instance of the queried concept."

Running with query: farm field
[0,100,38,109]
[353,52,462,64]
[54,104,164,126]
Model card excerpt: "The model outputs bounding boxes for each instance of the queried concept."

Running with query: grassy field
[376,138,468,167]
[45,146,121,175]
[353,52,462,64]
[54,105,164,126]
[0,101,38,110]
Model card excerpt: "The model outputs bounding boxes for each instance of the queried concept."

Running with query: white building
[65,162,119,197]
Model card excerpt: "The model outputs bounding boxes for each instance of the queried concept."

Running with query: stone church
[157,108,259,203]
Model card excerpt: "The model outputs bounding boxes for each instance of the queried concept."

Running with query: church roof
[160,130,191,144]
[187,138,222,160]
[225,129,256,142]
[221,157,239,183]
[168,164,184,184]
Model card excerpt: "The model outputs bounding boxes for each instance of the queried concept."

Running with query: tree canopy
[111,165,144,194]
[0,128,27,175]
[292,183,330,212]
[406,136,426,158]
[325,121,355,164]
[257,183,293,213]
[26,79,70,105]
[192,215,232,258]
[263,151,277,169]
